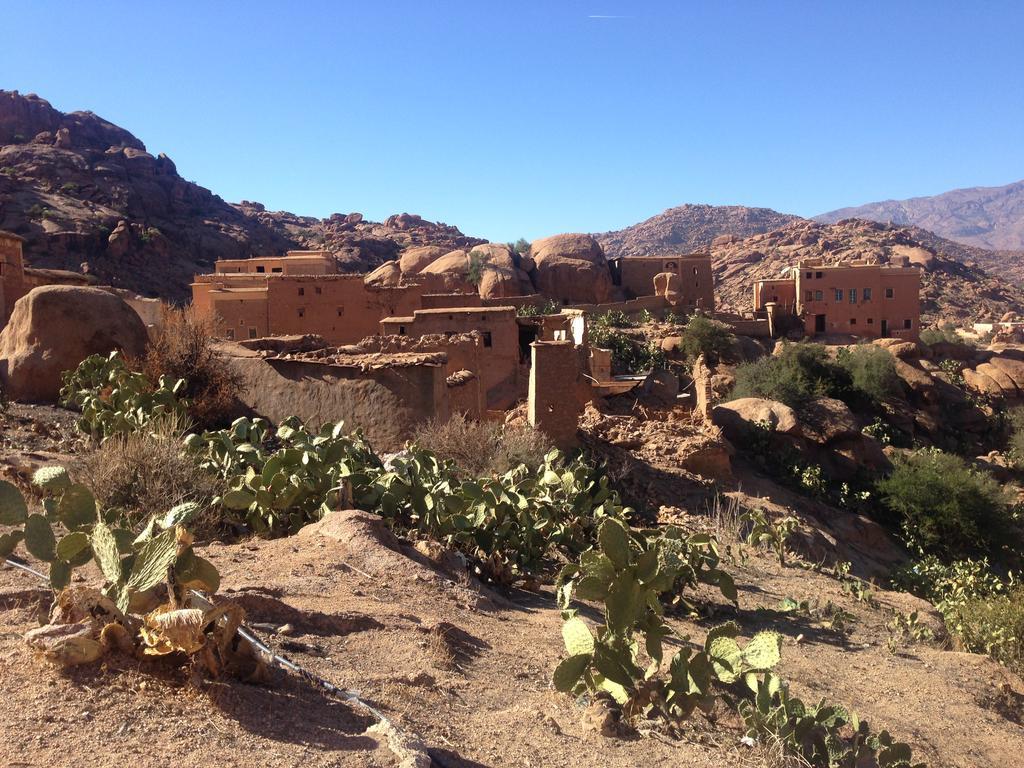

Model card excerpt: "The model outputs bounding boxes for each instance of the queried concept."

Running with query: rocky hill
[235,203,485,274]
[0,91,483,301]
[816,180,1024,269]
[710,218,1024,324]
[596,204,802,258]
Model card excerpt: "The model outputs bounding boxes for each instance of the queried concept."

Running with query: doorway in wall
[814,314,826,333]
[881,319,889,337]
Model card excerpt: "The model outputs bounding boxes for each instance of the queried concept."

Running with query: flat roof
[0,230,25,242]
[412,306,516,316]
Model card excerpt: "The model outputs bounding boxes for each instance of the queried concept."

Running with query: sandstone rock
[529,234,612,304]
[470,243,532,300]
[711,398,801,439]
[0,285,148,402]
[929,340,976,361]
[653,272,681,304]
[893,359,937,402]
[975,362,1019,396]
[797,398,860,444]
[399,245,448,275]
[872,337,924,359]
[986,355,1024,390]
[364,260,401,287]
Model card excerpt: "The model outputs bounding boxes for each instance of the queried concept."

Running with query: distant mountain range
[816,180,1024,252]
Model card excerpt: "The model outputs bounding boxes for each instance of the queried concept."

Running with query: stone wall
[223,348,448,450]
[528,340,587,449]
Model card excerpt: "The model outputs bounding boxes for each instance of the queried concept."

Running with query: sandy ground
[2,505,1023,768]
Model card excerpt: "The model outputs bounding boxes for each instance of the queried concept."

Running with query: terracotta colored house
[609,254,715,311]
[191,253,458,345]
[381,307,521,410]
[754,257,921,340]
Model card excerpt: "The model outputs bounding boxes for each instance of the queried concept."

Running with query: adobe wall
[616,255,715,309]
[222,349,448,450]
[421,292,483,309]
[381,307,520,410]
[754,278,797,312]
[215,251,336,275]
[0,232,26,325]
[336,333,485,418]
[528,341,587,449]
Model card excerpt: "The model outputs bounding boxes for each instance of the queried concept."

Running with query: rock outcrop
[0,285,148,401]
[530,234,612,304]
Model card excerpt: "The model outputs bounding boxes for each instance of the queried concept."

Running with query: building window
[849,288,857,303]
[337,307,344,317]
[692,267,698,275]
[904,318,912,329]
[805,272,812,279]
[804,290,813,302]
[863,287,872,300]
[850,318,857,325]
[815,271,823,279]
[298,308,305,318]
[814,290,823,301]
[239,319,245,325]
[834,289,843,301]
[885,287,894,298]
[256,266,265,273]
[399,325,406,335]
[315,286,322,295]
[482,331,493,348]
[271,267,282,273]
[248,327,257,339]
[867,318,874,325]
[298,287,305,296]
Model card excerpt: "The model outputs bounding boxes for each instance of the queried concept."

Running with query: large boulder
[363,260,401,287]
[797,397,860,444]
[470,243,534,300]
[529,234,612,304]
[0,286,148,402]
[399,245,448,275]
[711,397,801,440]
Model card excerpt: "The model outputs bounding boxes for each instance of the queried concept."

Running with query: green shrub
[510,238,531,258]
[946,588,1024,674]
[732,343,850,407]
[588,325,666,374]
[678,315,735,365]
[921,322,963,345]
[591,310,636,329]
[877,448,1015,560]
[466,249,487,286]
[835,345,900,402]
[732,342,899,410]
[516,299,561,317]
[1006,407,1024,466]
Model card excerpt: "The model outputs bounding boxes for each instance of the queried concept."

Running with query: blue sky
[2,1,1022,242]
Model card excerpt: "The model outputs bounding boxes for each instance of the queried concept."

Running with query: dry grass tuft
[708,493,747,545]
[138,305,242,429]
[411,413,553,477]
[74,415,225,537]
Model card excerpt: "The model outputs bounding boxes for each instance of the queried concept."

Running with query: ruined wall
[528,341,587,449]
[223,350,448,450]
[0,232,25,325]
[421,292,483,309]
[381,307,520,410]
[616,255,715,309]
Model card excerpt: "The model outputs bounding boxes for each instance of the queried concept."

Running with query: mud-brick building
[608,254,715,311]
[192,253,451,345]
[380,307,521,410]
[754,257,921,340]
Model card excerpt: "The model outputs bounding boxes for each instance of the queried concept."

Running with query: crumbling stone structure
[608,254,715,311]
[528,340,589,449]
[381,307,521,410]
